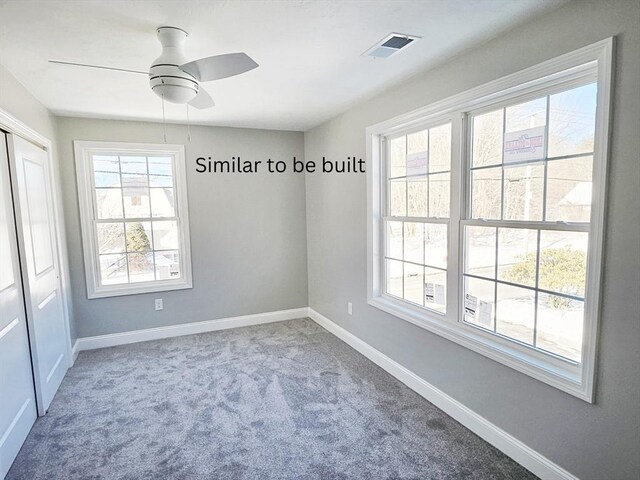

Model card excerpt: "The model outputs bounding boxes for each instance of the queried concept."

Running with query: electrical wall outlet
[348,302,353,315]
[155,298,163,311]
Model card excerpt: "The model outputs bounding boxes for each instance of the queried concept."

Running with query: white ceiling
[0,0,567,131]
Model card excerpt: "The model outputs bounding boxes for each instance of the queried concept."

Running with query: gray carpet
[8,318,537,480]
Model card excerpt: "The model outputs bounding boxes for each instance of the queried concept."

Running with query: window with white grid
[463,82,597,363]
[74,141,192,298]
[384,122,451,314]
[368,40,613,401]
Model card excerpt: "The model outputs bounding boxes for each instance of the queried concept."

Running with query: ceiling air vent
[363,33,421,58]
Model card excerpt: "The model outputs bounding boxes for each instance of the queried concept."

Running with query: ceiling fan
[49,26,259,109]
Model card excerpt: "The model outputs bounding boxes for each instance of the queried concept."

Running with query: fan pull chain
[161,93,167,143]
[186,104,191,142]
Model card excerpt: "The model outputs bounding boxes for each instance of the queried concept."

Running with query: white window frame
[74,141,193,299]
[366,38,613,402]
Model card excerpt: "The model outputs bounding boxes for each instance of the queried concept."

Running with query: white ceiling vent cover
[363,33,421,58]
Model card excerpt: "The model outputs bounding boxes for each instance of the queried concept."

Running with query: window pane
[121,173,148,188]
[125,222,153,252]
[93,155,119,173]
[96,223,125,254]
[386,221,402,260]
[407,177,428,217]
[424,223,447,269]
[539,230,588,297]
[428,172,450,218]
[424,267,446,313]
[496,283,535,345]
[505,97,547,131]
[465,226,496,278]
[537,294,584,362]
[96,188,123,219]
[123,187,150,218]
[504,98,546,165]
[152,220,179,250]
[386,259,403,298]
[428,123,451,173]
[99,254,127,285]
[464,276,495,330]
[407,130,428,176]
[150,188,175,218]
[403,222,423,264]
[498,228,538,287]
[148,156,173,176]
[389,179,406,216]
[472,109,503,167]
[403,262,423,305]
[155,250,180,280]
[128,252,155,283]
[408,130,428,155]
[546,156,593,222]
[120,156,147,174]
[503,164,544,221]
[471,167,501,219]
[548,83,597,158]
[389,136,406,178]
[149,174,174,188]
[94,171,120,188]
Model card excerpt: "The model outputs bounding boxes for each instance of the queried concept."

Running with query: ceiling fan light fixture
[48,24,257,111]
[151,82,199,104]
[149,26,199,104]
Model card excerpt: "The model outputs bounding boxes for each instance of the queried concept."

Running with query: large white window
[367,39,613,401]
[74,141,192,298]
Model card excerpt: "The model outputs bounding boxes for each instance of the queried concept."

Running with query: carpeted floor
[8,318,537,480]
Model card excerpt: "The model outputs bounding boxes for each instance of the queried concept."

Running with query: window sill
[88,278,192,299]
[368,294,591,402]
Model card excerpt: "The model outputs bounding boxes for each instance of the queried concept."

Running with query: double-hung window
[74,141,192,298]
[367,39,613,401]
[464,84,597,362]
[385,122,451,313]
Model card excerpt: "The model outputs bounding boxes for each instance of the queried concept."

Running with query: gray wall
[304,1,640,479]
[57,117,308,338]
[0,64,76,341]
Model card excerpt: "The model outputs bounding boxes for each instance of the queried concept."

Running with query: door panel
[0,132,37,478]
[22,159,55,275]
[8,134,68,413]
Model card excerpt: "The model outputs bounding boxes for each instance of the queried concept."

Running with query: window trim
[74,141,193,299]
[366,38,614,402]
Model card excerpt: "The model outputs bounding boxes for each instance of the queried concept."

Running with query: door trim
[0,107,73,415]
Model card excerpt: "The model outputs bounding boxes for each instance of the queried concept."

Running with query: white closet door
[0,132,37,478]
[8,134,68,414]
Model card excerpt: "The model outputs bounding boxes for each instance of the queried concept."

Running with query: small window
[74,141,192,298]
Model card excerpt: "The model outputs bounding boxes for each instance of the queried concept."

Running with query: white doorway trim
[0,107,73,412]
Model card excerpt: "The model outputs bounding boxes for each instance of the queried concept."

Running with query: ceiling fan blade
[48,60,148,75]
[189,87,215,109]
[179,53,258,82]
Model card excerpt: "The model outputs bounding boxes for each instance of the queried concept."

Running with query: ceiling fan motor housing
[149,26,199,104]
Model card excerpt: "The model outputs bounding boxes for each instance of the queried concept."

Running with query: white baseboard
[70,339,80,365]
[308,308,579,480]
[76,307,310,352]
